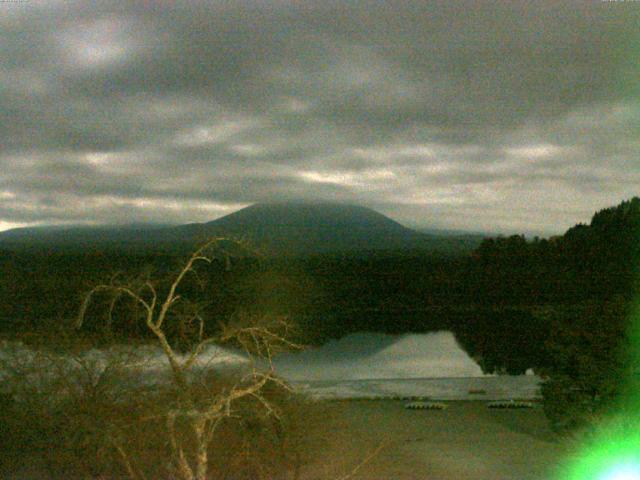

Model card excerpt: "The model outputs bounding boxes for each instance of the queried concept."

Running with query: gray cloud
[0,0,638,234]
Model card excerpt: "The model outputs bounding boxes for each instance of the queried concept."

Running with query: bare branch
[145,281,157,313]
[249,391,282,421]
[78,285,152,328]
[156,238,225,330]
[182,336,218,371]
[77,285,109,328]
[167,412,195,480]
[113,439,148,480]
[199,372,273,422]
[336,442,386,480]
[106,292,121,333]
[73,237,304,480]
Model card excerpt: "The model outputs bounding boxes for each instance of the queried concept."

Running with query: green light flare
[558,414,640,480]
[558,298,640,479]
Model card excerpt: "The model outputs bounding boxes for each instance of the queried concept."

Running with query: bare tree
[77,238,301,480]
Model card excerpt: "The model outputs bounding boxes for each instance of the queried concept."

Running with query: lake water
[0,331,542,401]
[273,330,486,380]
[273,331,542,400]
[291,376,542,401]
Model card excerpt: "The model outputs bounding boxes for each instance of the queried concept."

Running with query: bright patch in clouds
[0,220,29,232]
[91,196,247,214]
[175,119,258,147]
[417,163,452,175]
[84,152,112,166]
[0,191,16,200]
[396,145,437,157]
[505,144,561,158]
[60,18,135,68]
[298,169,395,187]
[229,144,267,156]
[351,144,438,162]
[278,97,311,113]
[399,189,469,206]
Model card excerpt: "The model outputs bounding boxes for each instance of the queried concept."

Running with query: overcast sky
[0,0,638,235]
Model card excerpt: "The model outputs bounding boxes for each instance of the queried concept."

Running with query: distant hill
[416,227,487,237]
[176,202,436,254]
[0,224,176,252]
[0,202,484,255]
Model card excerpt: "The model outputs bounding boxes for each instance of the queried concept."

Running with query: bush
[537,299,631,433]
[0,341,308,479]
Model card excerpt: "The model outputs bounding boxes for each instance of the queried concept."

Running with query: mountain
[0,202,483,255]
[173,201,431,254]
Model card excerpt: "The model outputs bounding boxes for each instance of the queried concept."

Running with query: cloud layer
[1,1,638,234]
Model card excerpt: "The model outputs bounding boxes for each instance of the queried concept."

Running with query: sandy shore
[296,399,568,480]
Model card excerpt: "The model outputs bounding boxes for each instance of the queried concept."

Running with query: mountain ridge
[0,202,484,255]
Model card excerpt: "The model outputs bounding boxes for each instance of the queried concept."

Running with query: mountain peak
[186,201,420,254]
[206,201,407,234]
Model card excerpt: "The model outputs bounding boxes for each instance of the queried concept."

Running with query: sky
[0,0,638,235]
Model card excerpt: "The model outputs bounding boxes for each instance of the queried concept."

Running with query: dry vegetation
[1,238,401,480]
[0,238,365,480]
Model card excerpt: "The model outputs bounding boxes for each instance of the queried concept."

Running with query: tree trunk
[194,418,209,480]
